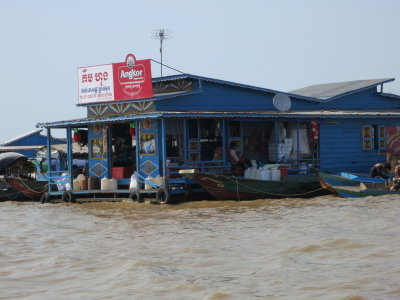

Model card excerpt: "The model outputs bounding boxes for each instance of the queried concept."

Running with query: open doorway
[110,123,136,173]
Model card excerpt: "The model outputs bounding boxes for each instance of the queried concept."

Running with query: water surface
[1,196,399,299]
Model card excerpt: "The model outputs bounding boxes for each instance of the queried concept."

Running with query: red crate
[112,167,133,179]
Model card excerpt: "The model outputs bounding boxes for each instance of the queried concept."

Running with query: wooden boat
[0,152,47,201]
[193,173,329,200]
[317,171,396,198]
[4,177,47,200]
[0,179,20,201]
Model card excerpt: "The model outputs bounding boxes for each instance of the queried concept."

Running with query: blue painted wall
[155,81,400,112]
[3,132,64,159]
[88,126,109,179]
[319,118,397,173]
[138,119,162,179]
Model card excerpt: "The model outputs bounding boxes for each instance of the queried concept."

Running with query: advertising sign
[78,64,114,104]
[77,54,153,104]
[386,126,400,153]
[113,54,153,101]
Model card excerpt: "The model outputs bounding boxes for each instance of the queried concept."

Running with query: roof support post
[46,127,52,193]
[274,119,279,163]
[161,118,167,179]
[66,126,73,188]
[183,119,188,161]
[296,120,300,165]
[221,119,226,163]
[135,119,140,178]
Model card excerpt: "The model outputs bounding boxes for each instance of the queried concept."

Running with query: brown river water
[1,195,400,300]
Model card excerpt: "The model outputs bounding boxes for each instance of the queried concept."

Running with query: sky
[1,0,400,142]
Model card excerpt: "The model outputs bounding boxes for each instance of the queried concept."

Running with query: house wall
[155,82,400,112]
[3,133,65,159]
[319,118,397,173]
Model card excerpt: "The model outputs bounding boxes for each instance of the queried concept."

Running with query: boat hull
[5,177,47,201]
[194,173,328,200]
[317,171,396,198]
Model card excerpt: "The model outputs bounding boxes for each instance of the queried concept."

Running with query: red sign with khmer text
[113,54,153,101]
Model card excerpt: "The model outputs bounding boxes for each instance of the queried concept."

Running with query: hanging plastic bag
[129,172,139,190]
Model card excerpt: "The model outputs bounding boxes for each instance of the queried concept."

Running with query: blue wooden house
[37,74,400,197]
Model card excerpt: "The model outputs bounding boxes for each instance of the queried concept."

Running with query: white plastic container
[153,176,164,187]
[101,177,111,190]
[244,169,250,179]
[271,169,281,181]
[255,169,261,180]
[260,170,271,181]
[73,179,81,191]
[145,176,153,190]
[109,178,118,190]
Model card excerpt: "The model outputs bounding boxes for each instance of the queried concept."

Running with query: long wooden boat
[193,173,329,200]
[317,171,397,198]
[0,177,29,201]
[4,177,47,201]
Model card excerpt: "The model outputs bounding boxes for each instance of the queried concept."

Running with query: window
[377,126,386,150]
[362,126,374,150]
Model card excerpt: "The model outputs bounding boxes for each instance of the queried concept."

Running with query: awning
[37,110,400,129]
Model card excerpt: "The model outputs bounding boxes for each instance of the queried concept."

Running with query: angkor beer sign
[78,54,153,104]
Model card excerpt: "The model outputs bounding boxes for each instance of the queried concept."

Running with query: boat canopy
[0,152,27,172]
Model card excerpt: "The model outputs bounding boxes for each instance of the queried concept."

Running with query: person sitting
[228,141,250,171]
[389,161,400,190]
[369,162,391,179]
[209,145,223,172]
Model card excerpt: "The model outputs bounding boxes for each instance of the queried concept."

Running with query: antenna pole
[152,29,172,77]
[160,31,164,77]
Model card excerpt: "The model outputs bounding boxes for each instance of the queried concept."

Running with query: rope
[225,175,325,197]
[13,178,47,194]
[150,59,186,74]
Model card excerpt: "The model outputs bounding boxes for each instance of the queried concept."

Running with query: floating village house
[37,54,400,197]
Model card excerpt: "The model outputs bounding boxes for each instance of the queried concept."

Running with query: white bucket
[271,169,281,181]
[109,178,118,190]
[101,178,111,190]
[244,169,250,179]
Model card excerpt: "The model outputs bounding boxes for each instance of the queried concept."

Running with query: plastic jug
[109,178,118,190]
[145,176,153,190]
[271,169,281,181]
[73,179,81,191]
[101,177,111,190]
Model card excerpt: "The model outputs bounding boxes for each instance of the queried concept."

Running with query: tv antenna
[273,93,292,111]
[151,29,172,77]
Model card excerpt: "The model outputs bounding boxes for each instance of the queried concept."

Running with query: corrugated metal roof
[290,78,394,101]
[379,92,400,100]
[1,129,43,146]
[0,145,43,151]
[37,109,400,128]
[37,144,88,155]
